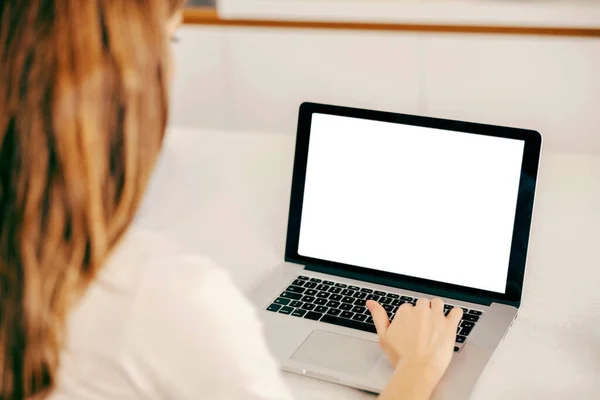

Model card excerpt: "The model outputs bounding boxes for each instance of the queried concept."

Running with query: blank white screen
[298,113,525,293]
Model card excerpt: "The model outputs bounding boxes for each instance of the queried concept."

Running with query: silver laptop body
[251,103,542,399]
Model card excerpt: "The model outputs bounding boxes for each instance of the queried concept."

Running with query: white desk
[135,127,600,399]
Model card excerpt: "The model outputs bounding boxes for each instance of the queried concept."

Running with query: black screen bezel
[285,102,541,305]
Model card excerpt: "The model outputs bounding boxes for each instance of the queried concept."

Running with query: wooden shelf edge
[183,7,600,37]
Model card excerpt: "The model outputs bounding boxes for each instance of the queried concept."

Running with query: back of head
[0,0,184,398]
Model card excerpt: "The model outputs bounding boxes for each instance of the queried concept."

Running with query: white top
[49,228,293,400]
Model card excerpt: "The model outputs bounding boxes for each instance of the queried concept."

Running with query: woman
[0,1,462,399]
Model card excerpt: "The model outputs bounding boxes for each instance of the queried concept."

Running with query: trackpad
[291,330,381,376]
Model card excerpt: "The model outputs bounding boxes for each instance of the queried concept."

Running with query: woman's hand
[367,297,463,390]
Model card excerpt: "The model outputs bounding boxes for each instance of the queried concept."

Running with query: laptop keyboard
[266,275,484,352]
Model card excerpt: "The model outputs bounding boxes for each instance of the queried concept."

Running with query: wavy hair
[0,0,184,398]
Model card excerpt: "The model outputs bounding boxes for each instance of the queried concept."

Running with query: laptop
[250,102,542,398]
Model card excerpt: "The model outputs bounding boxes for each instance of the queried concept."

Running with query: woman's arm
[379,358,441,400]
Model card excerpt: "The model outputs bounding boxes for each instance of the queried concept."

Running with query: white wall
[170,25,600,155]
[423,34,600,154]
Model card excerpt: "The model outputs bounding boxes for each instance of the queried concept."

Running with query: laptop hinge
[304,263,512,307]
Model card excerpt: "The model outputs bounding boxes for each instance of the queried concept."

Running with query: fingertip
[367,300,390,336]
[448,307,463,324]
[416,297,430,308]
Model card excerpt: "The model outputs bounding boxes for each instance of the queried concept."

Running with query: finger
[367,300,390,336]
[430,297,444,314]
[416,297,430,309]
[447,307,463,326]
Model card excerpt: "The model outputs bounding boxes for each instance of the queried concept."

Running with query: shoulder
[123,232,292,400]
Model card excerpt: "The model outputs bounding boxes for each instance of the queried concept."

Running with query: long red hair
[0,0,184,398]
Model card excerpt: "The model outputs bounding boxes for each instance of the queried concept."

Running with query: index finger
[367,300,390,337]
[447,307,463,326]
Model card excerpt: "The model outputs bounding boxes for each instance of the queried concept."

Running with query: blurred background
[173,0,600,155]
[153,3,600,398]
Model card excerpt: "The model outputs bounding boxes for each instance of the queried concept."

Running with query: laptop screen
[298,113,526,294]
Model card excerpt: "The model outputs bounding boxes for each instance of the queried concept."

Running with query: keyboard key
[460,326,473,336]
[392,300,404,306]
[444,309,450,316]
[328,287,342,294]
[456,335,466,343]
[387,293,399,299]
[444,304,454,310]
[326,301,341,308]
[340,311,354,319]
[330,294,343,301]
[298,276,309,280]
[366,316,374,324]
[469,310,483,316]
[454,346,460,352]
[360,288,373,293]
[279,306,294,315]
[291,309,307,317]
[389,313,395,321]
[323,280,334,285]
[292,279,305,286]
[461,307,469,313]
[374,290,387,296]
[340,303,353,311]
[304,282,317,289]
[352,314,368,322]
[341,289,355,296]
[292,309,306,317]
[290,301,303,308]
[462,314,480,322]
[380,297,393,305]
[310,278,322,283]
[274,297,291,305]
[349,285,360,290]
[461,321,475,329]
[301,303,316,311]
[365,294,380,301]
[304,311,323,321]
[382,304,394,312]
[316,284,329,291]
[281,292,302,300]
[320,315,377,334]
[353,292,367,299]
[327,308,341,316]
[316,291,329,299]
[314,298,327,306]
[286,285,305,294]
[352,306,366,314]
[301,295,316,303]
[335,283,347,288]
[354,299,366,307]
[341,296,355,304]
[457,326,460,333]
[315,306,328,313]
[305,289,318,296]
[400,296,413,301]
[267,304,282,312]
